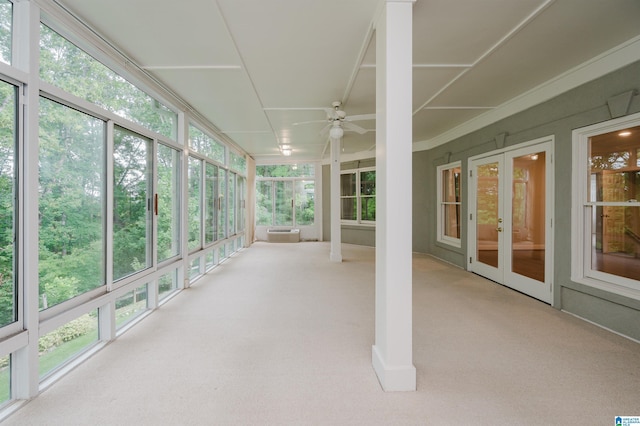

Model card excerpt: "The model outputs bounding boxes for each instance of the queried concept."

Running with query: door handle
[496,227,503,232]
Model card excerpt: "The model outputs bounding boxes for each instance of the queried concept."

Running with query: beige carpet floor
[5,242,640,425]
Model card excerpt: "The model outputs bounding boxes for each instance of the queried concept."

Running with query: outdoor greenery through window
[189,124,225,164]
[188,156,202,251]
[115,284,148,329]
[39,310,98,379]
[256,164,315,227]
[39,97,105,310]
[0,1,11,65]
[113,127,152,281]
[40,24,177,141]
[341,168,376,223]
[0,80,15,327]
[157,144,181,263]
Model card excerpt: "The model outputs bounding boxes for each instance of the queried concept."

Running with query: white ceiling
[55,0,640,162]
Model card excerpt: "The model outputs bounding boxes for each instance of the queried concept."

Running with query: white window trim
[436,161,462,248]
[571,111,640,301]
[340,166,376,225]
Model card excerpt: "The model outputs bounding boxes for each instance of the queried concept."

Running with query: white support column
[13,0,41,399]
[329,134,342,262]
[372,0,416,391]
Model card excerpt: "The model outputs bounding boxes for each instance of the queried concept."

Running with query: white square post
[372,0,417,391]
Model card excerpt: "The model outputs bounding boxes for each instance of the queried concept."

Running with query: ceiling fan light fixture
[329,125,344,140]
[282,148,292,156]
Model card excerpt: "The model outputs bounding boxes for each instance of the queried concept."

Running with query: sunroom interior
[0,0,640,423]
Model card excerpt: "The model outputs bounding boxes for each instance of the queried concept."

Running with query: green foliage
[38,313,96,353]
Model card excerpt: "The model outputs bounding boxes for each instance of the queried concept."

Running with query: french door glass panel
[113,126,152,281]
[256,181,273,226]
[229,173,236,235]
[295,180,314,226]
[157,144,181,263]
[275,181,293,226]
[476,159,502,270]
[511,152,546,283]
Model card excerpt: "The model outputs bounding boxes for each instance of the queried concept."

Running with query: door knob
[496,227,503,232]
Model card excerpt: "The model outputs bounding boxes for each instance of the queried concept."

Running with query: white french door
[468,140,554,303]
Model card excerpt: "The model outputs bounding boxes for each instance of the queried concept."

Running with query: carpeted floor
[5,242,640,425]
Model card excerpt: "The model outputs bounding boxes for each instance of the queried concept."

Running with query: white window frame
[571,111,640,301]
[437,161,462,248]
[340,167,376,225]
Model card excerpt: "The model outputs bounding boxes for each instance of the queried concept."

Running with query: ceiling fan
[294,101,375,137]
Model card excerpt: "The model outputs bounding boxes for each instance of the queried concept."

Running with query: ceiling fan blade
[292,119,327,126]
[319,123,331,136]
[342,121,368,135]
[345,113,376,122]
[323,107,338,120]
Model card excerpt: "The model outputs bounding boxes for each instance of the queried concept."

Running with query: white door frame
[467,136,555,304]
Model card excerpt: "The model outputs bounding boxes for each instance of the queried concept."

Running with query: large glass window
[256,164,315,227]
[341,168,375,224]
[204,163,218,245]
[189,124,225,164]
[573,118,640,297]
[113,127,152,281]
[295,180,314,226]
[230,151,246,174]
[437,162,462,247]
[0,1,11,65]
[40,25,177,140]
[38,98,105,310]
[228,173,236,235]
[218,168,227,239]
[0,81,16,327]
[157,144,181,263]
[39,310,99,378]
[256,181,273,226]
[188,156,202,251]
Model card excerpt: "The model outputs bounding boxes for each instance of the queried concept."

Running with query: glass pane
[256,181,273,226]
[340,173,356,196]
[443,204,461,239]
[0,355,9,404]
[256,164,314,178]
[39,311,98,378]
[589,125,640,202]
[275,181,293,226]
[205,251,215,270]
[476,162,499,268]
[204,163,217,244]
[0,81,16,327]
[443,167,461,203]
[113,127,152,281]
[360,171,376,197]
[0,1,11,65]
[218,168,227,239]
[237,177,245,231]
[361,197,376,221]
[230,152,246,173]
[158,269,179,301]
[229,173,236,235]
[341,198,357,221]
[40,25,177,140]
[189,258,200,280]
[188,157,201,251]
[295,180,314,226]
[189,125,225,163]
[157,145,181,263]
[511,152,545,282]
[39,98,104,311]
[591,206,640,281]
[115,284,148,329]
